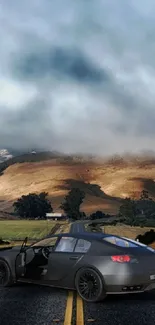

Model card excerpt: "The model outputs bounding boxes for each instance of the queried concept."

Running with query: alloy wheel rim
[78,271,100,300]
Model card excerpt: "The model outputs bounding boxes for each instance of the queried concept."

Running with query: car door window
[74,239,91,253]
[55,236,77,252]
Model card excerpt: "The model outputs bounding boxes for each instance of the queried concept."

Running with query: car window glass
[32,237,58,247]
[55,237,77,252]
[103,236,138,247]
[122,237,155,252]
[74,239,91,253]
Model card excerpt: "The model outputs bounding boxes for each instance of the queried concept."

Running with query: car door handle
[69,256,79,260]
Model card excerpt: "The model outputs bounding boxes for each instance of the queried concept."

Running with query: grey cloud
[1,0,155,155]
[0,93,57,151]
[13,47,107,84]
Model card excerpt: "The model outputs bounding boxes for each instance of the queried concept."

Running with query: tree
[90,210,106,220]
[140,190,149,200]
[136,190,155,218]
[60,188,85,220]
[119,198,137,224]
[13,192,52,219]
[136,229,155,245]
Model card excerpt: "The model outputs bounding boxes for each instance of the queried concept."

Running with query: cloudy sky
[0,0,155,156]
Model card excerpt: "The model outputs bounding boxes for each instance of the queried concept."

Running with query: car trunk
[123,247,155,274]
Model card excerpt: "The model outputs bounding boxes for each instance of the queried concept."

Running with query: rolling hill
[0,152,155,216]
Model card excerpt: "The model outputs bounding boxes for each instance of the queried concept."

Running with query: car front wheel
[0,259,14,287]
[75,267,106,303]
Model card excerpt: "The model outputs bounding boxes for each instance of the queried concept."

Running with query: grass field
[104,225,155,239]
[0,220,63,240]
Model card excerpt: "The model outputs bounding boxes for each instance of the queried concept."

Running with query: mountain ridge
[0,151,155,216]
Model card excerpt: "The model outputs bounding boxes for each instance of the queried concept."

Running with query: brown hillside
[0,155,155,215]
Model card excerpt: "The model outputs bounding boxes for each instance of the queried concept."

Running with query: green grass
[0,220,56,240]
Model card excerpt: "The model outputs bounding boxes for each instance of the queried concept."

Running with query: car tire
[0,259,14,287]
[75,267,106,303]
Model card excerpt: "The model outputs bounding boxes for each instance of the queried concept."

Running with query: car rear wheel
[75,267,106,303]
[0,259,14,287]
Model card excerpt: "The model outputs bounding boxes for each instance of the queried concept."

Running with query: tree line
[12,188,155,227]
[13,188,110,220]
[119,190,155,227]
[13,188,86,220]
[12,188,155,246]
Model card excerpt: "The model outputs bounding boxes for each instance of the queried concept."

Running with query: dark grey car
[0,232,155,302]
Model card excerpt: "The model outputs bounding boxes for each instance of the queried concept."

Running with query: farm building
[46,213,67,221]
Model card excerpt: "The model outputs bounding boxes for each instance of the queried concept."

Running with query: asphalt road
[0,223,155,325]
[70,222,85,233]
[1,284,155,325]
[0,283,68,325]
[84,292,155,325]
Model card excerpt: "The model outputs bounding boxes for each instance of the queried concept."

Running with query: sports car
[0,232,155,302]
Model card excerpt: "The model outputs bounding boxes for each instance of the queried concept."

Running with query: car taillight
[111,255,131,263]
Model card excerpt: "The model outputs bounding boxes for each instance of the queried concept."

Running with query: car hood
[0,246,26,278]
[0,246,21,251]
[0,246,22,256]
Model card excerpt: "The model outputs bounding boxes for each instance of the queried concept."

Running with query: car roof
[46,232,112,241]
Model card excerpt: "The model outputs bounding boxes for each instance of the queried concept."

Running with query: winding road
[0,222,155,325]
[70,222,85,233]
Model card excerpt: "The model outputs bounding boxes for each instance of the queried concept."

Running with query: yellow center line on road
[76,294,84,325]
[64,291,74,325]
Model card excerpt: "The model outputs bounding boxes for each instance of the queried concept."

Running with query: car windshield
[32,237,58,247]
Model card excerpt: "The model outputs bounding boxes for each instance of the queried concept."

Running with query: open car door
[15,238,28,278]
[17,235,60,282]
[15,251,26,278]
